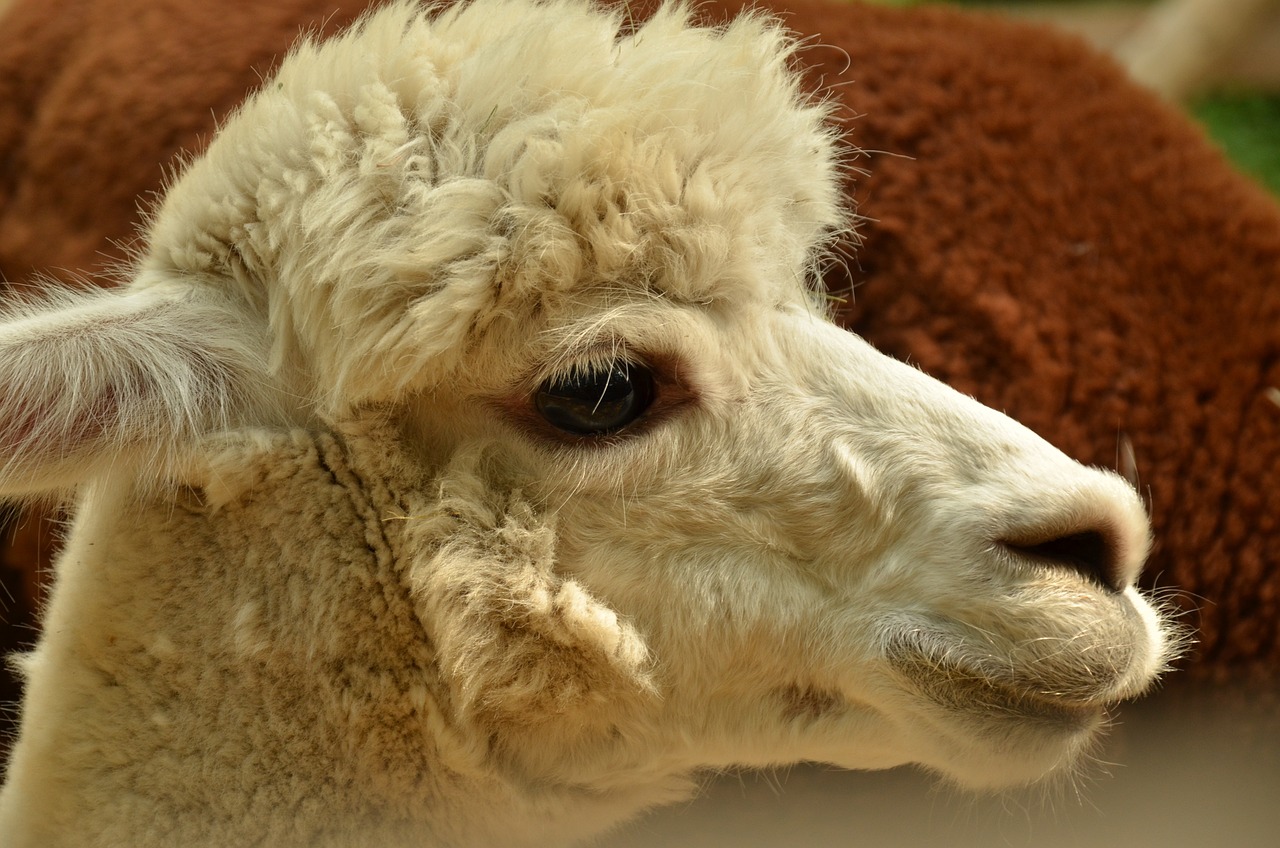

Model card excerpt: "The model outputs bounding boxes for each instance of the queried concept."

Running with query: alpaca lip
[897,657,1106,729]
[883,625,1121,730]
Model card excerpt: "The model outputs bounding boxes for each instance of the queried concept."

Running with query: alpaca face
[0,1,1179,842]
[399,286,1173,790]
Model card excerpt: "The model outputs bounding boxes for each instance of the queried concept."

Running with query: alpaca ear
[0,284,272,497]
[401,455,653,728]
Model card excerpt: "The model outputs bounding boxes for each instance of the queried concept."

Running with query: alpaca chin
[872,583,1177,788]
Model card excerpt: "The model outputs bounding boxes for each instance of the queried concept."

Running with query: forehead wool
[140,0,846,408]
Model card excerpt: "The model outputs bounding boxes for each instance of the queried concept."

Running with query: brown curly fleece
[1,0,1277,746]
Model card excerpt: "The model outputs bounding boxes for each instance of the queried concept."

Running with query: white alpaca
[0,1,1178,845]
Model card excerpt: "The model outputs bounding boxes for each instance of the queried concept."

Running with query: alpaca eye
[534,362,655,436]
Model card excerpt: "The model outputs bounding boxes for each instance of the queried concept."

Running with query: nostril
[1001,530,1121,593]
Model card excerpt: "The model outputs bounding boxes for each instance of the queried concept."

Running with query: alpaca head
[0,0,1177,823]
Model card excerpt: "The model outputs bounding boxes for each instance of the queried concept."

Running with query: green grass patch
[1193,93,1280,195]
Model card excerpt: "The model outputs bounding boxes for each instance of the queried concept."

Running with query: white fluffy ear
[0,284,274,497]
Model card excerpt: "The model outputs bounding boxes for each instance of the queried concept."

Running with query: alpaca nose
[1000,529,1122,593]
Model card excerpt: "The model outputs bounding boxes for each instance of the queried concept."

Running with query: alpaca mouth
[891,652,1105,730]
[882,619,1141,731]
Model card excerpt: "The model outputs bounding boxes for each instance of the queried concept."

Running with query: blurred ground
[602,685,1280,847]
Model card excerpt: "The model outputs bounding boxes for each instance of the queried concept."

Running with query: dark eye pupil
[535,362,655,436]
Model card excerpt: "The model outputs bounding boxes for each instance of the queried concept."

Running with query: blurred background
[872,0,1280,195]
